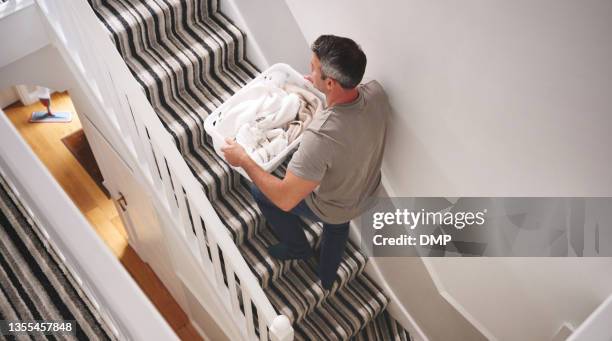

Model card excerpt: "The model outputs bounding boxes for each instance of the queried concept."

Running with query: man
[221,35,390,290]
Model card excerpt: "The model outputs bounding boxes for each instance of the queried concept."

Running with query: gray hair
[311,35,367,89]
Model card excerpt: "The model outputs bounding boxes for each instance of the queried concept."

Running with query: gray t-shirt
[287,80,390,224]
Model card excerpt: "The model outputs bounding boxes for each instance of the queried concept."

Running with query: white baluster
[169,170,192,242]
[142,129,164,191]
[151,143,177,213]
[206,230,225,290]
[242,290,256,339]
[190,203,214,274]
[225,261,241,316]
[258,307,269,341]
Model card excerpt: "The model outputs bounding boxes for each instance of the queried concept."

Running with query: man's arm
[221,139,319,211]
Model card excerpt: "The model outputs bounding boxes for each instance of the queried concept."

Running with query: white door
[79,114,185,305]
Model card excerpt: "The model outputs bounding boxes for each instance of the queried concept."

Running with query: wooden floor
[3,92,203,341]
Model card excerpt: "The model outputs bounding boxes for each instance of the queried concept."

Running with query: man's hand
[221,138,249,167]
[221,137,319,212]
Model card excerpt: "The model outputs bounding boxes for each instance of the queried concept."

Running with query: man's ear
[325,78,335,91]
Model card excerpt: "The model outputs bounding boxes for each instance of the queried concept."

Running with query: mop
[30,87,72,123]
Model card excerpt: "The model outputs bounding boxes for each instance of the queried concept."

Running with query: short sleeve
[287,130,333,182]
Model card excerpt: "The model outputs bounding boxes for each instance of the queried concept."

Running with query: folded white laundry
[265,135,288,156]
[265,128,285,140]
[235,123,265,152]
[236,122,290,163]
[263,70,289,88]
[219,84,280,133]
[254,93,300,130]
[249,134,288,165]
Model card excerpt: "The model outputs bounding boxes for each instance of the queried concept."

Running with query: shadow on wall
[381,100,456,197]
[371,257,487,341]
[352,185,487,341]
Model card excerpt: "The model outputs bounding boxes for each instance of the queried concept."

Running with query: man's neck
[326,88,359,108]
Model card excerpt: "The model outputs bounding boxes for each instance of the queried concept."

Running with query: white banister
[270,315,294,341]
[34,0,292,340]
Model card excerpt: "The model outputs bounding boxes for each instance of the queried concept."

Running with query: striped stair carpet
[89,0,411,339]
[0,173,116,340]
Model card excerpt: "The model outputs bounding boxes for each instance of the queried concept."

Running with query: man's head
[306,35,367,95]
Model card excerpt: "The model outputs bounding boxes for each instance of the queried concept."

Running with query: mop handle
[39,94,52,115]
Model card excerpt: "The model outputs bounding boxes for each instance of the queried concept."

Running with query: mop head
[30,111,73,123]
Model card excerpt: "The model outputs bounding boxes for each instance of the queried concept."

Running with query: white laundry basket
[204,63,325,181]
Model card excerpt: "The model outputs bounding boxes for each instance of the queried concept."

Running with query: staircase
[89,0,410,339]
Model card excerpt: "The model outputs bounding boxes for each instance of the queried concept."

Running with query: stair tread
[352,310,412,341]
[265,256,371,325]
[240,223,367,290]
[239,224,315,287]
[184,144,248,200]
[293,272,389,341]
[208,182,263,243]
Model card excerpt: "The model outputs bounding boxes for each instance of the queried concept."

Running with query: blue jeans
[249,183,349,289]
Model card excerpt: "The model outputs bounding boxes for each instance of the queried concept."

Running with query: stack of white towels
[216,71,322,165]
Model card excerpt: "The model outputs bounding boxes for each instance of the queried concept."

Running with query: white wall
[285,0,612,197]
[0,1,47,69]
[283,1,612,340]
[0,86,18,108]
[426,258,612,340]
[222,0,311,73]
